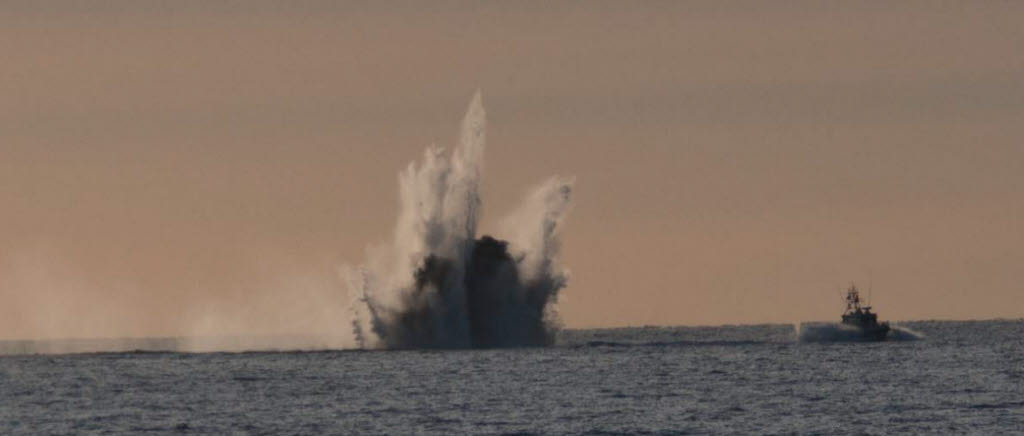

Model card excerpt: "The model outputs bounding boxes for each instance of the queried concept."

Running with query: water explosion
[345,92,573,349]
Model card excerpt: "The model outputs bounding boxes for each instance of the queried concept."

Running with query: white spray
[345,92,573,349]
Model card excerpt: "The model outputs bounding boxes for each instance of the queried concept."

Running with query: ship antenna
[868,270,873,306]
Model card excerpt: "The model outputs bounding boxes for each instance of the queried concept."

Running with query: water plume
[345,92,573,349]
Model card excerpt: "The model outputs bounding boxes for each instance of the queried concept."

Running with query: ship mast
[845,283,862,314]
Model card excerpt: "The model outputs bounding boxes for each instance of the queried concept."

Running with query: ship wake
[797,323,924,343]
[343,92,573,349]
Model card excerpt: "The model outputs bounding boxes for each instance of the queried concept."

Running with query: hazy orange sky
[2,1,1022,340]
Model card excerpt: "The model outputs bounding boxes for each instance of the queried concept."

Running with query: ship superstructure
[840,284,890,341]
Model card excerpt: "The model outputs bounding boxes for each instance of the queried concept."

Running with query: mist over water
[345,92,574,349]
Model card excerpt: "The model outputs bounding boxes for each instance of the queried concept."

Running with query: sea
[2,320,1022,435]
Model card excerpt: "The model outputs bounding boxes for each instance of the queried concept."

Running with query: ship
[840,284,890,341]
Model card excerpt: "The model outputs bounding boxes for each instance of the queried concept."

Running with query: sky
[1,1,1023,340]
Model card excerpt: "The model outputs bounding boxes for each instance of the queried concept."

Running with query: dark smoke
[376,236,559,348]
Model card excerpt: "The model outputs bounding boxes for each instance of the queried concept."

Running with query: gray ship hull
[843,323,890,341]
